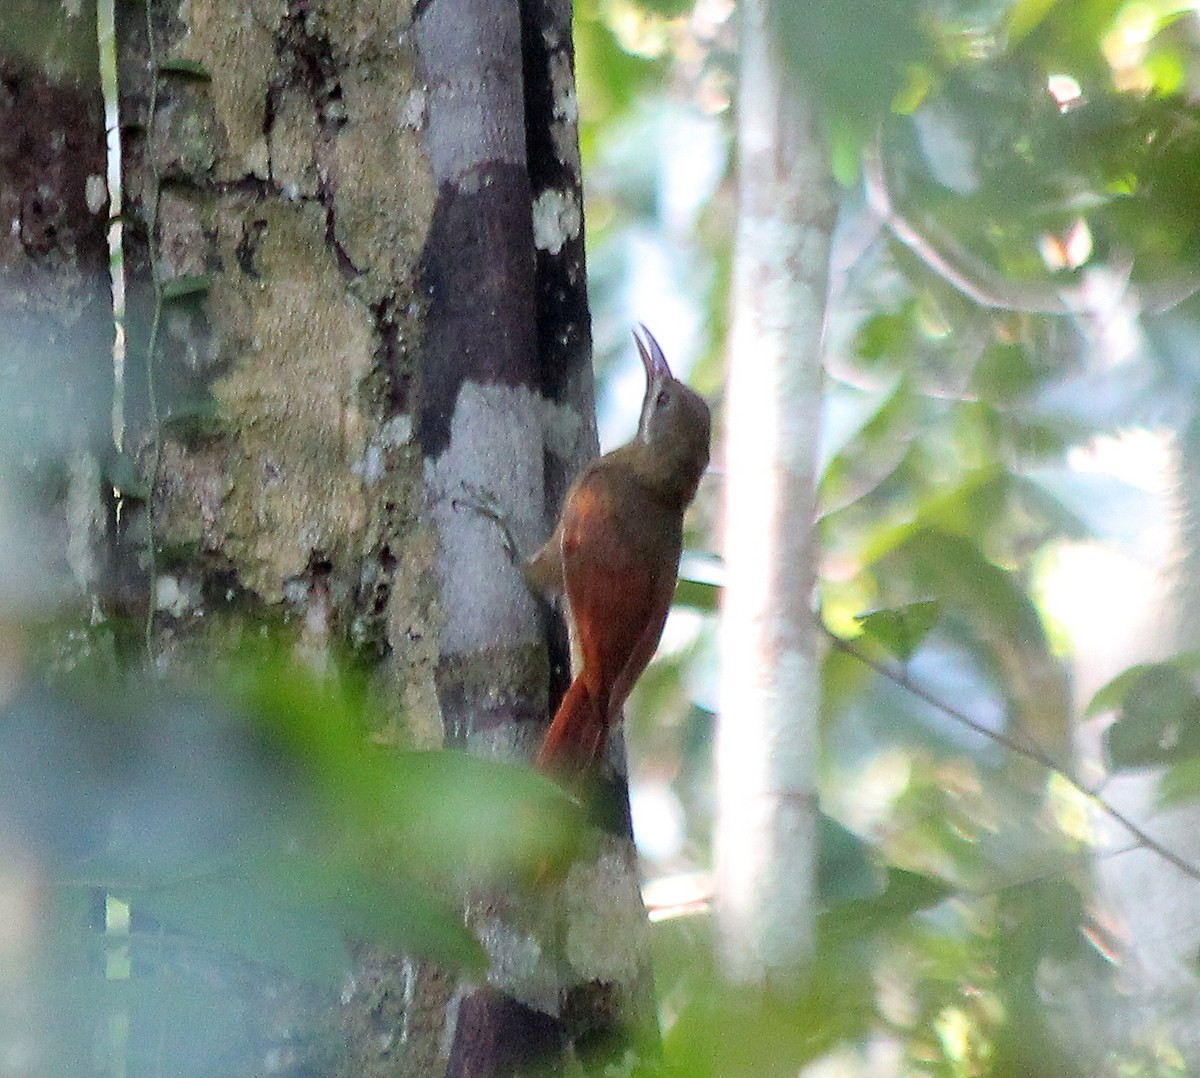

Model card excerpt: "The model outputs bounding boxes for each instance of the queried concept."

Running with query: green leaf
[819,868,953,949]
[887,529,1047,652]
[860,470,1008,565]
[156,58,214,80]
[1006,0,1063,46]
[116,849,486,984]
[117,860,354,985]
[674,576,720,611]
[853,599,941,663]
[817,816,884,907]
[1086,654,1200,717]
[103,450,150,500]
[853,307,914,365]
[386,750,585,879]
[158,273,215,300]
[161,396,221,436]
[573,12,658,143]
[1103,664,1200,770]
[674,553,723,611]
[1159,755,1200,808]
[837,867,951,923]
[819,377,902,477]
[629,0,691,16]
[971,342,1040,405]
[892,63,935,116]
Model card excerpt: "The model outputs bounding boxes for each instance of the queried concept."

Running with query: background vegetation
[582,0,1200,1073]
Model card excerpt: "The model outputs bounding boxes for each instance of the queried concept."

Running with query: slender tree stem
[715,0,836,983]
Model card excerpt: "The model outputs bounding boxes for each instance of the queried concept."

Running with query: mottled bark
[414,0,655,1069]
[715,0,835,983]
[113,0,440,1070]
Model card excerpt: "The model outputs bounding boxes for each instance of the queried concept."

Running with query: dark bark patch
[416,163,538,458]
[371,296,411,411]
[235,217,269,277]
[518,0,593,408]
[436,644,549,749]
[0,55,112,459]
[562,980,621,1059]
[445,986,565,1078]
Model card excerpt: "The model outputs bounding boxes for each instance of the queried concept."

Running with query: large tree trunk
[109,0,653,1072]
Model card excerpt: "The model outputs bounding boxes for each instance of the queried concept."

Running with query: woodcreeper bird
[526,326,711,777]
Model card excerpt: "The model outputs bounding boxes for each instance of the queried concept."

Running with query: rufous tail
[537,676,609,775]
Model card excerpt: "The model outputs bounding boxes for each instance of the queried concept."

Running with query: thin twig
[826,628,1200,884]
[863,140,1200,318]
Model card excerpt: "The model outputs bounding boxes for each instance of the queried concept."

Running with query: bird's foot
[452,482,524,567]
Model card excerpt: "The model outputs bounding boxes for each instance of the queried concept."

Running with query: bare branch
[862,142,1200,319]
[826,628,1200,885]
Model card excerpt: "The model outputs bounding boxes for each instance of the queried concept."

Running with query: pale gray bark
[1076,421,1200,1069]
[714,0,836,983]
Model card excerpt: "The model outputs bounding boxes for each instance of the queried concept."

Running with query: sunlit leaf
[853,599,941,663]
[573,10,659,146]
[892,63,935,116]
[1103,663,1200,770]
[629,0,691,16]
[674,552,723,611]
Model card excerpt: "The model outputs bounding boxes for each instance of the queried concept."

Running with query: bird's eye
[656,387,671,409]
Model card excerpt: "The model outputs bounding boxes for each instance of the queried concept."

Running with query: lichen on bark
[170,0,277,179]
[141,0,438,612]
[205,198,374,601]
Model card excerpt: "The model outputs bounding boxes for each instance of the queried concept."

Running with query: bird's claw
[453,483,523,567]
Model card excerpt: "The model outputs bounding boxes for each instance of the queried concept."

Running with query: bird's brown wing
[558,474,678,723]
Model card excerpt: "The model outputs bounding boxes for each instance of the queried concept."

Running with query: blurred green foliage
[0,643,585,1066]
[580,0,1200,1071]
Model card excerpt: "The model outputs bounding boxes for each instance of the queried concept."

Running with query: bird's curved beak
[634,324,673,385]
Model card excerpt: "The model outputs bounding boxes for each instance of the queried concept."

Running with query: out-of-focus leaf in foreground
[0,649,585,985]
[1090,660,1200,771]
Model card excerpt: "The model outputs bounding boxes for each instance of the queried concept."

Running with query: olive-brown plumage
[528,327,711,776]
